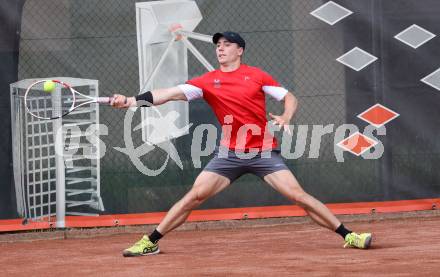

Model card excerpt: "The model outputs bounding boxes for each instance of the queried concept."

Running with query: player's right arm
[111,84,203,109]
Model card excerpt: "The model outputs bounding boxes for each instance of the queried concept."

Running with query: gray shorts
[203,147,289,182]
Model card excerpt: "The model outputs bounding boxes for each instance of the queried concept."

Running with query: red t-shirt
[186,64,286,152]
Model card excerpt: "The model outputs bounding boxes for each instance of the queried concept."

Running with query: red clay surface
[1,215,440,276]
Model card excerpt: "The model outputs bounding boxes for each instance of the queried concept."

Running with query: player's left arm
[260,69,297,134]
[268,91,298,135]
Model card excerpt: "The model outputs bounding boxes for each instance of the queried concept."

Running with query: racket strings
[25,81,104,120]
[26,93,54,119]
[26,82,75,119]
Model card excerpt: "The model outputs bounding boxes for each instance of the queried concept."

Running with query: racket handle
[97,97,112,104]
[96,96,128,105]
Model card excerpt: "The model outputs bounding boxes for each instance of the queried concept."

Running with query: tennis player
[111,31,372,256]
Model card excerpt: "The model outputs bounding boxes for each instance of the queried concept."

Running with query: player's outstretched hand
[111,94,134,108]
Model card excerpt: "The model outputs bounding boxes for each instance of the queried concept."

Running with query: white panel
[136,1,202,144]
[136,0,202,44]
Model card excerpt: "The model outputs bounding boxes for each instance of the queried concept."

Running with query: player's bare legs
[264,169,372,249]
[264,170,340,230]
[157,171,230,234]
[123,171,230,256]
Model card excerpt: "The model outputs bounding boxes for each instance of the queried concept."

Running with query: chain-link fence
[5,0,440,218]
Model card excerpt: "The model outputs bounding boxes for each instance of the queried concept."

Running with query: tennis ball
[43,80,56,93]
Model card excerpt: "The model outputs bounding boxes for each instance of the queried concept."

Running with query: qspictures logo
[56,103,399,176]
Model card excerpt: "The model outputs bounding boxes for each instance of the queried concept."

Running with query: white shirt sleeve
[178,84,203,101]
[262,86,288,101]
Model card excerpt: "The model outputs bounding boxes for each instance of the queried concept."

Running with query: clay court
[1,211,439,276]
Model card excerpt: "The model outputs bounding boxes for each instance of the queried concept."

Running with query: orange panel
[1,198,438,232]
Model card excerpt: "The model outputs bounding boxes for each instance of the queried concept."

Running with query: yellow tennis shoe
[122,235,160,257]
[344,232,372,249]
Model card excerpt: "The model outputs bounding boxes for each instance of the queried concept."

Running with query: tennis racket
[24,79,118,120]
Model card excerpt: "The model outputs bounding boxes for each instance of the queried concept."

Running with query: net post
[52,86,66,228]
